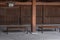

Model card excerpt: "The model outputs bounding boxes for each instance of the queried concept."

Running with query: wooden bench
[0,25,31,34]
[39,26,58,33]
[6,26,27,34]
[38,25,58,33]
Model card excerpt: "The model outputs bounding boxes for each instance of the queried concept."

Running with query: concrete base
[31,32,38,34]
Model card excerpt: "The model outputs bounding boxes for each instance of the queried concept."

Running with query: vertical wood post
[31,0,36,32]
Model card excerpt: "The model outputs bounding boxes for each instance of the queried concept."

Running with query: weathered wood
[31,0,36,32]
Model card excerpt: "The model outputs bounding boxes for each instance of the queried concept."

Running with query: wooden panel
[36,5,42,17]
[21,5,31,24]
[21,5,31,17]
[52,17,60,24]
[45,5,60,17]
[44,5,60,24]
[0,7,20,25]
[21,17,31,24]
[36,5,42,24]
[44,17,54,24]
[36,17,42,24]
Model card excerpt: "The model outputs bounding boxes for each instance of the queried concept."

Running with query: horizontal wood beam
[1,2,60,6]
[37,2,60,5]
[0,2,32,5]
[15,2,32,5]
[0,2,6,5]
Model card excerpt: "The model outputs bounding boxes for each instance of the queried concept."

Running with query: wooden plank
[39,26,58,28]
[0,2,6,6]
[0,25,29,26]
[15,2,32,5]
[37,2,60,5]
[0,2,32,5]
[1,2,60,5]
[31,0,36,32]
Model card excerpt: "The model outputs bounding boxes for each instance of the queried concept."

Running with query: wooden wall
[36,5,42,24]
[44,5,60,24]
[21,6,32,24]
[0,7,20,25]
[0,5,60,25]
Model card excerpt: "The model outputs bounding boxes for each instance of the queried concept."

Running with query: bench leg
[25,27,32,34]
[25,27,28,34]
[59,28,60,32]
[7,27,8,34]
[41,27,43,33]
[55,28,56,31]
